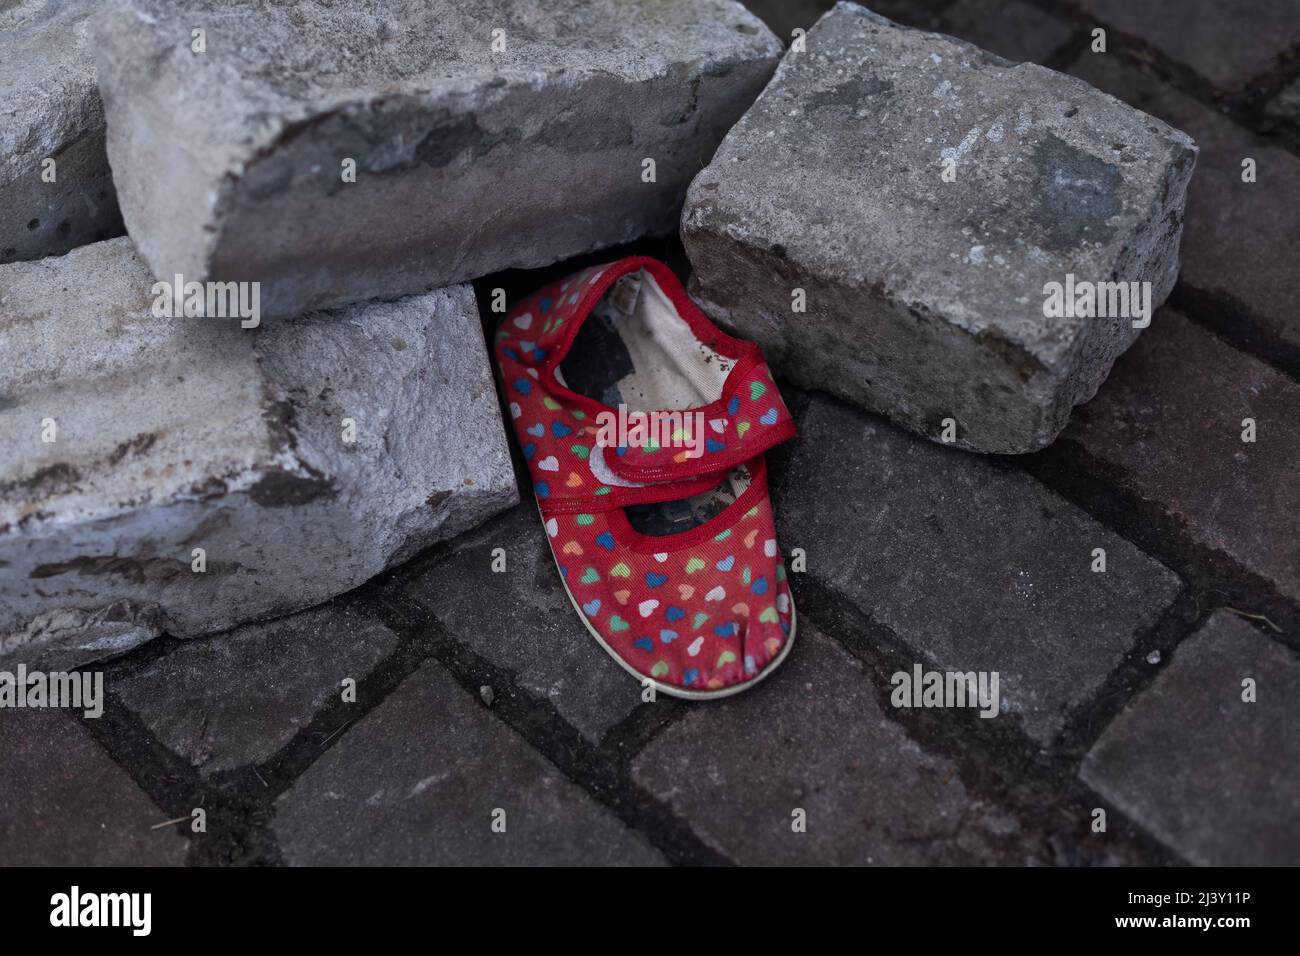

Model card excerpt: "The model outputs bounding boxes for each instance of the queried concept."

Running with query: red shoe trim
[601,456,772,554]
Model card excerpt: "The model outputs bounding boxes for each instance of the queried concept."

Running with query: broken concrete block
[92,0,782,320]
[682,2,1197,453]
[0,0,123,264]
[0,238,517,668]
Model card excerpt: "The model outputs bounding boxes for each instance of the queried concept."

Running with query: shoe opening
[557,267,735,412]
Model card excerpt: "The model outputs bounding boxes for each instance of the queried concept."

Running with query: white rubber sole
[539,500,797,701]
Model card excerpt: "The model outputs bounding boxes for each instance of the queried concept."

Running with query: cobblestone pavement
[2,0,1297,866]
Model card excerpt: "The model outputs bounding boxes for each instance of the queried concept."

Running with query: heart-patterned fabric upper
[494,256,798,695]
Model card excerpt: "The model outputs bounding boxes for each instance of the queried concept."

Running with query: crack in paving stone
[364,589,733,866]
[220,603,442,796]
[598,696,691,757]
[73,682,284,866]
[1171,282,1300,383]
[69,592,445,865]
[1030,0,1300,149]
[1054,588,1206,754]
[1011,439,1300,651]
[774,385,1185,744]
[1080,610,1300,864]
[1041,24,1099,72]
[788,572,1184,866]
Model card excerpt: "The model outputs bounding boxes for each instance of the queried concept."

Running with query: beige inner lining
[567,269,733,412]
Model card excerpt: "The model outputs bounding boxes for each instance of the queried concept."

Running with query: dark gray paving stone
[1082,611,1300,864]
[1265,77,1300,121]
[274,661,664,865]
[940,0,1074,64]
[1065,310,1300,602]
[634,625,1033,864]
[1070,53,1300,370]
[776,394,1182,745]
[1073,0,1300,91]
[0,708,188,865]
[115,605,398,775]
[402,506,641,744]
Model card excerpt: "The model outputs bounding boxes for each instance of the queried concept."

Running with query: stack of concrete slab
[0,239,517,667]
[682,2,1196,453]
[0,0,786,665]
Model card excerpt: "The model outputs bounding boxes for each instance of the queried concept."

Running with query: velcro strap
[599,353,796,484]
[498,255,797,507]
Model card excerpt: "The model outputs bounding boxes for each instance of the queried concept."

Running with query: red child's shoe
[494,257,797,698]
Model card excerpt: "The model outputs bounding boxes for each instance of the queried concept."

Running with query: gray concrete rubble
[682,1,1197,453]
[0,0,122,265]
[0,238,517,668]
[92,0,783,319]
